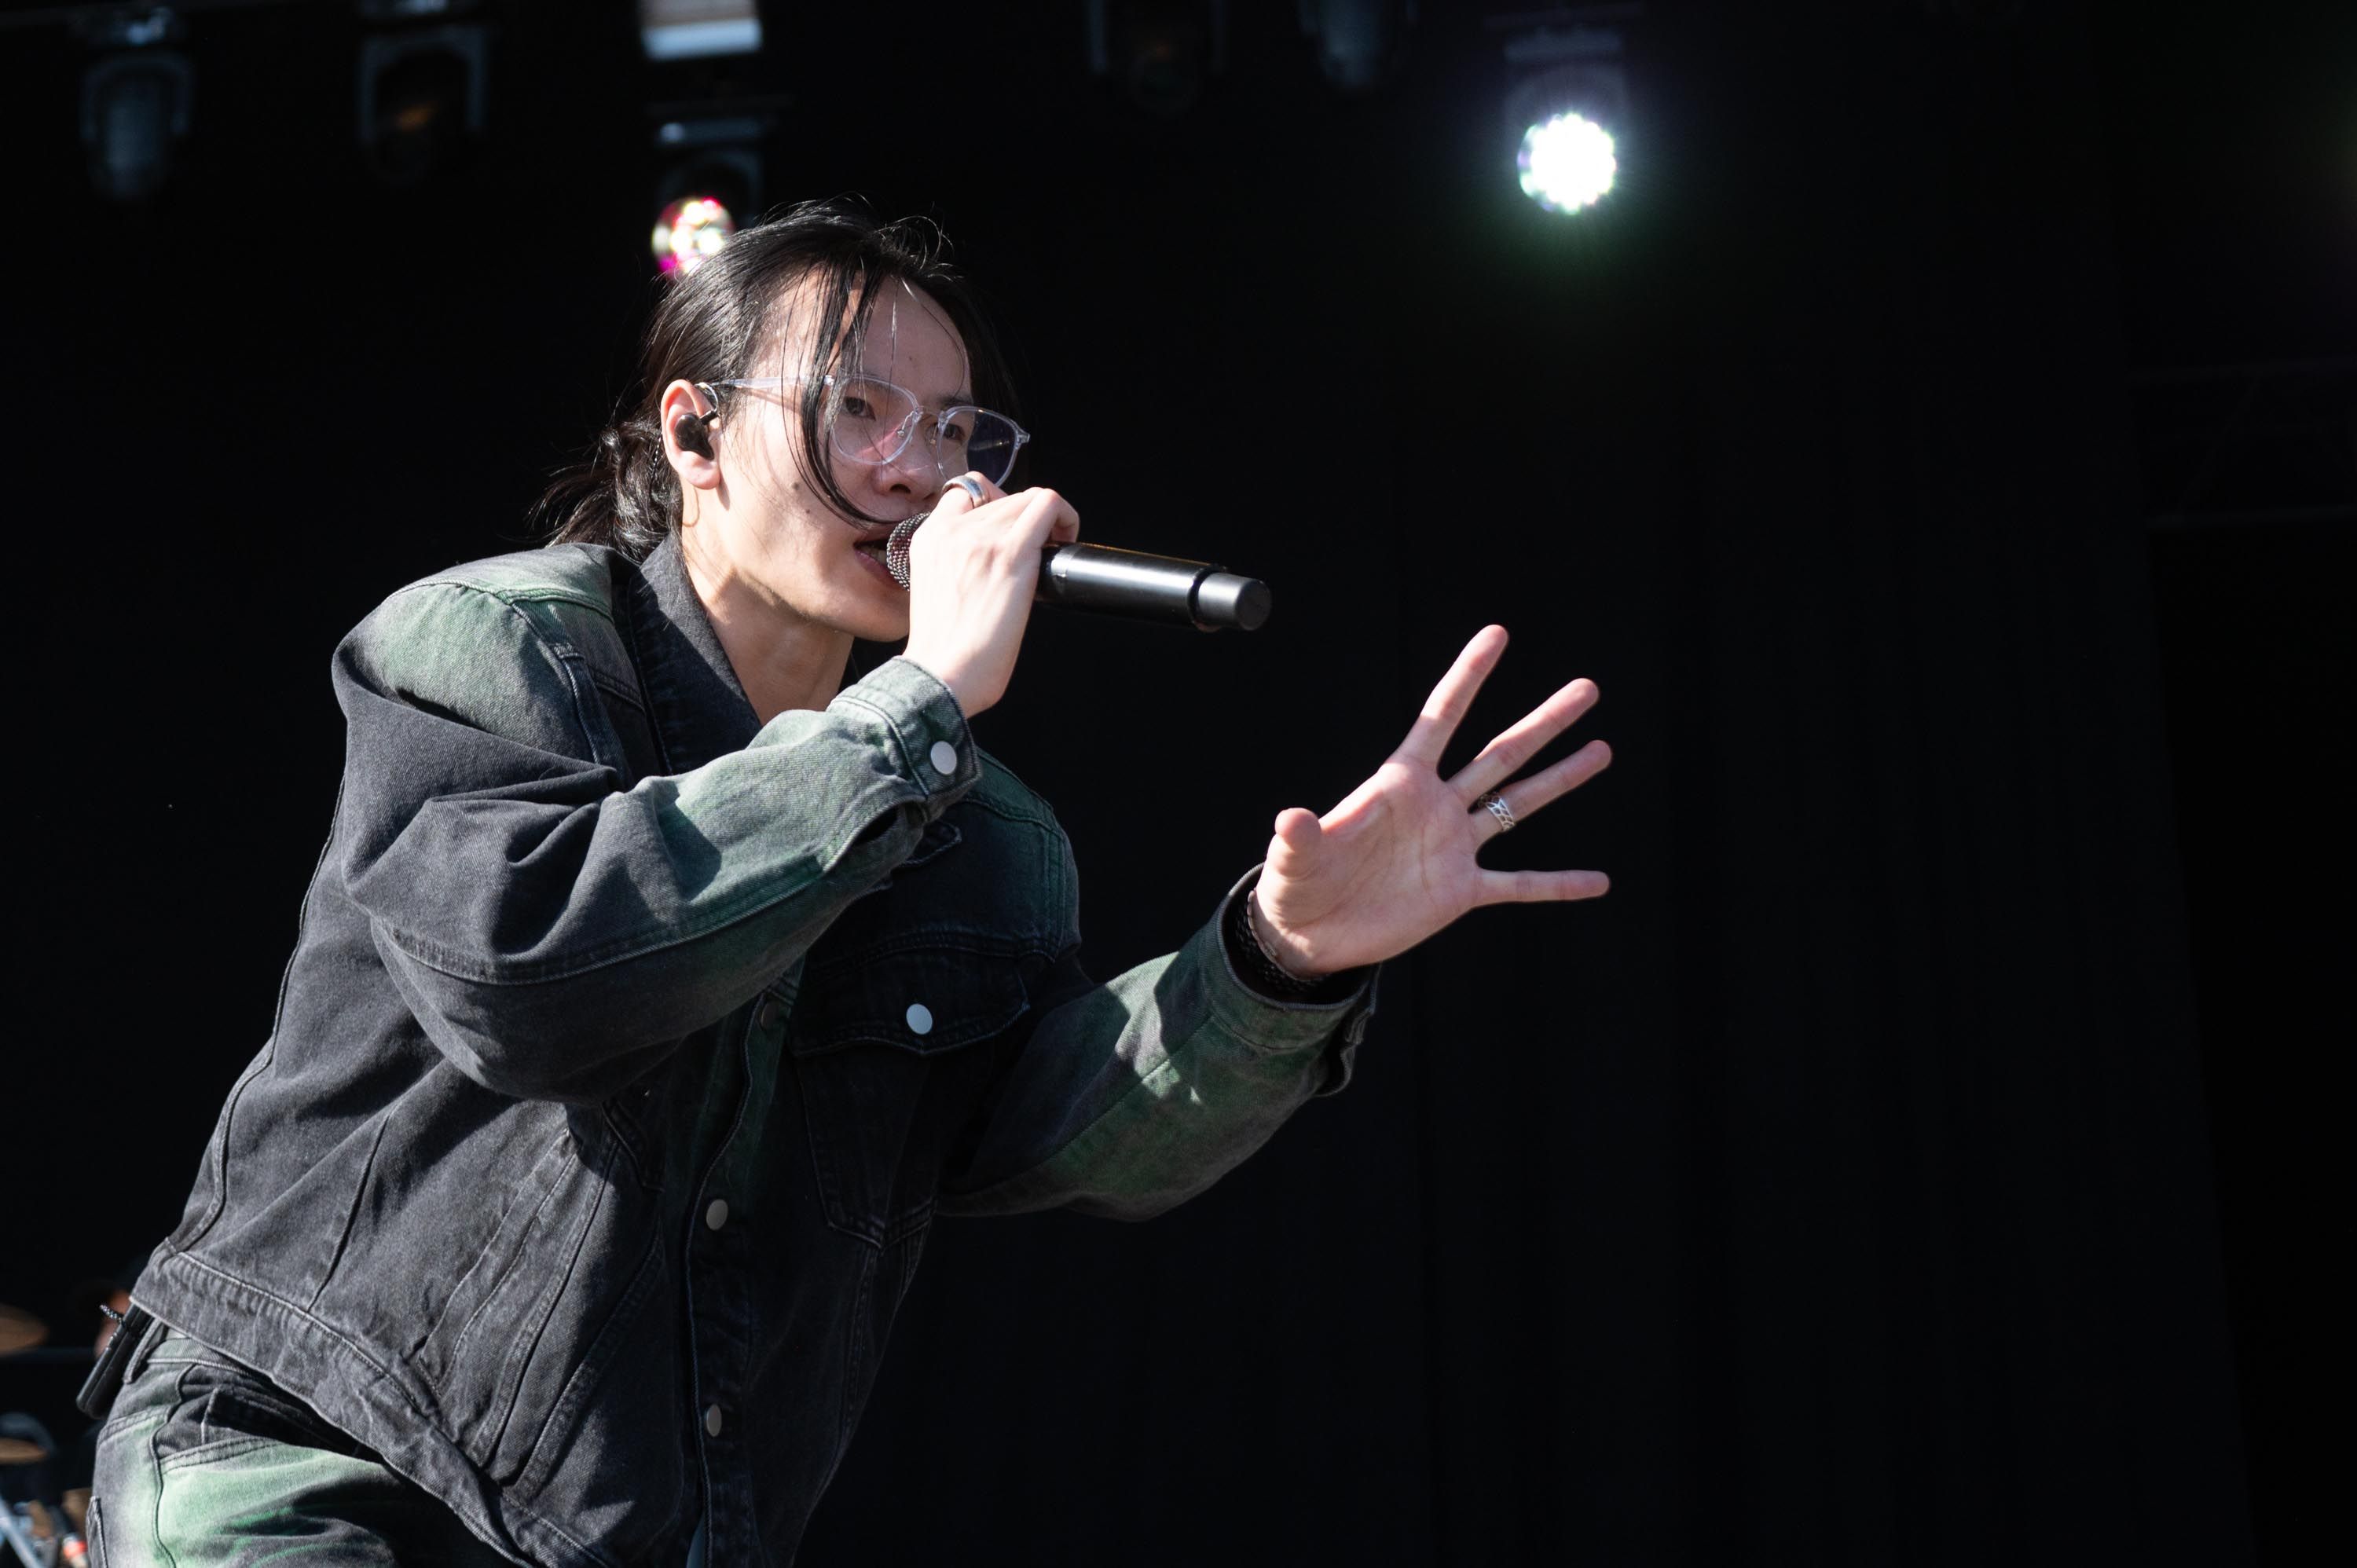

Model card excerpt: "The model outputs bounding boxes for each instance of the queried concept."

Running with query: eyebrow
[842,365,977,410]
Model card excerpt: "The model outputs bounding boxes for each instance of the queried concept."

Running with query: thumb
[1268,808,1323,875]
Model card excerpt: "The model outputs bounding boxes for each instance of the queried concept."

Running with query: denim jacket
[104,532,1376,1567]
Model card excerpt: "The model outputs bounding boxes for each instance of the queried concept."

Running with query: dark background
[3,0,2348,1563]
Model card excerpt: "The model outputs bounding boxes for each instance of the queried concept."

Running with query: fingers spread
[1398,625,1508,768]
[1478,867,1610,905]
[1452,676,1599,800]
[1482,738,1611,831]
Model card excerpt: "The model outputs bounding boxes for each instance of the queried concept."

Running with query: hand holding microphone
[895,474,1274,717]
[896,475,1080,718]
[892,504,1270,632]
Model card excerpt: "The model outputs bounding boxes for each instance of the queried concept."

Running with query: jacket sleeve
[331,580,977,1103]
[938,870,1378,1221]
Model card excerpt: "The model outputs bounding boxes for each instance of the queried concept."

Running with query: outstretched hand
[1249,625,1611,978]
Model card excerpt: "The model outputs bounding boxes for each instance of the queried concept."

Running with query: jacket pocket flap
[790,943,1027,1057]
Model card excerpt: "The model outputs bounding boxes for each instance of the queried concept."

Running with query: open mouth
[849,531,903,588]
[850,519,910,581]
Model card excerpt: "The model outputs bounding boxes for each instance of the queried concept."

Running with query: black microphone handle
[1038,543,1270,632]
[882,516,1270,632]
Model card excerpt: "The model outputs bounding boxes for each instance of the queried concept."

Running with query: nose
[865,416,942,498]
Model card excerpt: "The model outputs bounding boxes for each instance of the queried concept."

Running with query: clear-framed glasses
[703,373,1031,489]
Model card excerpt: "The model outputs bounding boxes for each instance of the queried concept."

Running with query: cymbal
[0,1438,46,1465]
[0,1303,47,1356]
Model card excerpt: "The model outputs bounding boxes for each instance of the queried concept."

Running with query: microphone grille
[883,511,926,590]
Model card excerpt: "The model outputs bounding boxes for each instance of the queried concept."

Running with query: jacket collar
[621,529,761,775]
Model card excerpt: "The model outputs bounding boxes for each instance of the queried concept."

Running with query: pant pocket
[156,1367,370,1467]
[89,1407,167,1568]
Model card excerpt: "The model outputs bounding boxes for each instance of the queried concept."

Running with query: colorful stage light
[652,196,737,276]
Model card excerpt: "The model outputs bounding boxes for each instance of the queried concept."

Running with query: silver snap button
[705,1199,729,1232]
[929,740,959,777]
[704,1405,724,1438]
[905,1002,934,1036]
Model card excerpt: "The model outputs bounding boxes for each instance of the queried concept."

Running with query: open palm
[1252,625,1612,977]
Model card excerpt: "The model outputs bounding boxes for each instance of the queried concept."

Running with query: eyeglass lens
[827,377,1021,486]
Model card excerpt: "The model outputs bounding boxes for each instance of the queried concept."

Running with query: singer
[83,202,1611,1567]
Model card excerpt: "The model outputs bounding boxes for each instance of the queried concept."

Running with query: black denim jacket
[101,533,1375,1567]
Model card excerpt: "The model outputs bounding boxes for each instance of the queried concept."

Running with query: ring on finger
[1475,790,1518,835]
[947,474,986,505]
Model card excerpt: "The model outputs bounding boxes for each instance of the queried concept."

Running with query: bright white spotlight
[1517,110,1616,214]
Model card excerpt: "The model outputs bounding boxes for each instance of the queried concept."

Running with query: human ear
[658,379,723,488]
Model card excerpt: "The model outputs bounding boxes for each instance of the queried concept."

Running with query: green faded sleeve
[939,870,1378,1221]
[333,581,980,1102]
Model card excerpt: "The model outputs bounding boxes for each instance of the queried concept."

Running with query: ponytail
[535,416,678,559]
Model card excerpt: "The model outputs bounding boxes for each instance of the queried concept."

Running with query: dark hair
[533,198,1019,559]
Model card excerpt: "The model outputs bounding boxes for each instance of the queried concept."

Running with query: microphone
[883,513,1271,632]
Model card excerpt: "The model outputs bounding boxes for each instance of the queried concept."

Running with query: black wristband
[1227,889,1331,999]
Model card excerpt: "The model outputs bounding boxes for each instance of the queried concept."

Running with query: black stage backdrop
[5,1,2343,1563]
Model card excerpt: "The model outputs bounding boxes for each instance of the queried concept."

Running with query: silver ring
[948,474,986,505]
[1475,791,1517,834]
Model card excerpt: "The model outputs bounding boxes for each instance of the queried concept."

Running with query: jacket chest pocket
[786,942,1027,1248]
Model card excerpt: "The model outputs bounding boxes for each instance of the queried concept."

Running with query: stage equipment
[354,1,489,185]
[636,0,777,274]
[653,195,736,276]
[649,103,777,277]
[639,0,762,62]
[1084,0,1227,119]
[1493,5,1636,214]
[882,515,1271,632]
[0,1309,42,1358]
[1518,109,1615,213]
[76,9,192,203]
[1298,0,1417,93]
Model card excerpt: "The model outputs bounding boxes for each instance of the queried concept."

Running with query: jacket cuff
[1201,865,1379,1097]
[827,655,981,810]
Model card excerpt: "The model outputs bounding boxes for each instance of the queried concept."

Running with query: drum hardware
[0,1310,45,1360]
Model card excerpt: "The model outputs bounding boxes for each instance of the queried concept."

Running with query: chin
[828,600,912,647]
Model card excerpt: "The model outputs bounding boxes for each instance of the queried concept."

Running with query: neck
[681,533,851,726]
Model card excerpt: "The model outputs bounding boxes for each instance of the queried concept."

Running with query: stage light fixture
[1085,0,1227,119]
[357,0,475,16]
[649,106,775,278]
[653,195,738,276]
[639,0,763,63]
[76,9,193,203]
[1497,10,1632,216]
[1298,0,1417,93]
[354,3,489,185]
[1518,109,1615,214]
